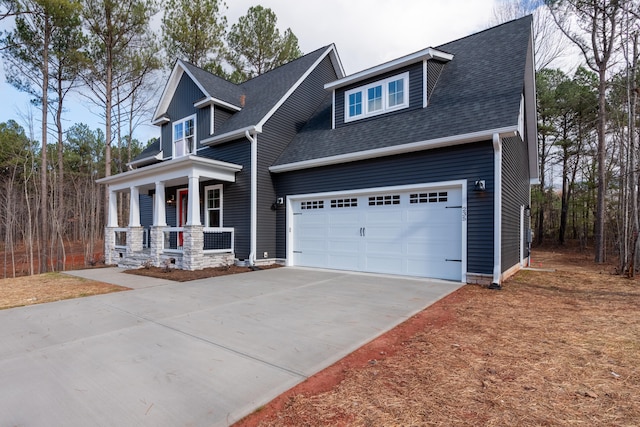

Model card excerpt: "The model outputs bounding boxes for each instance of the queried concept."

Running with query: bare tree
[546,0,623,263]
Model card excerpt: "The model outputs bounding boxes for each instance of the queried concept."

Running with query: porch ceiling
[96,155,243,192]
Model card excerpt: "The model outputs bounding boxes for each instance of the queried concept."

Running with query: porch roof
[97,155,243,192]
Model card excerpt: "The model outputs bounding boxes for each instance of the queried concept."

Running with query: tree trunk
[594,66,607,263]
[40,18,50,273]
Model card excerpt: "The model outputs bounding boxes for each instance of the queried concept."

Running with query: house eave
[324,47,453,91]
[126,151,164,169]
[201,125,262,146]
[194,96,242,111]
[97,155,243,191]
[269,126,519,173]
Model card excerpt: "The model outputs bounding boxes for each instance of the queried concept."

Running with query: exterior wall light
[474,179,486,191]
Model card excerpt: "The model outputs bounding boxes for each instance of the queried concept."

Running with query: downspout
[491,133,502,289]
[245,130,258,266]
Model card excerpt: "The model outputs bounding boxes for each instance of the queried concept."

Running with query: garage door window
[368,195,400,206]
[331,198,358,208]
[410,192,448,204]
[301,200,324,209]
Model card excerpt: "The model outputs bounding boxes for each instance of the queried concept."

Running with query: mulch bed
[124,264,282,282]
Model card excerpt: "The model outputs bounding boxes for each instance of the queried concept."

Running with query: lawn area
[0,272,127,310]
[236,248,640,426]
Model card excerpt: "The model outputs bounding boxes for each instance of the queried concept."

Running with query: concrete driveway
[0,267,463,426]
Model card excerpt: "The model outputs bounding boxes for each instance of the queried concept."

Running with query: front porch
[98,155,243,270]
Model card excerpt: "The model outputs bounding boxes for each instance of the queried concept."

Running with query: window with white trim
[205,184,222,227]
[173,115,196,158]
[344,72,409,122]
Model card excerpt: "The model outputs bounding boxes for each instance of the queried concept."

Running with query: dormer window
[344,72,409,122]
[173,115,195,158]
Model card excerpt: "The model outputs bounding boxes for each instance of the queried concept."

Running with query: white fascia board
[152,60,214,122]
[151,116,170,126]
[126,151,163,169]
[194,96,242,111]
[328,44,346,79]
[97,155,243,191]
[324,48,453,91]
[151,62,183,123]
[256,45,339,130]
[201,125,261,146]
[269,126,518,173]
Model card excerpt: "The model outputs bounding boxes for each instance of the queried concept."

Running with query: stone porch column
[127,186,143,255]
[149,226,164,267]
[105,189,118,265]
[182,225,203,270]
[104,227,116,265]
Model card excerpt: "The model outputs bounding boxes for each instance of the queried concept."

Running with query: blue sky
[0,0,499,144]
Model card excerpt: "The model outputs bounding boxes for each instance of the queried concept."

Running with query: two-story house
[98,16,537,285]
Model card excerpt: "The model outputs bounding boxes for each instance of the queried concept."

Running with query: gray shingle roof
[212,45,331,135]
[273,16,533,166]
[181,61,244,108]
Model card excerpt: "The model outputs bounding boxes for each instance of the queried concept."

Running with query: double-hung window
[205,184,222,227]
[344,72,409,122]
[173,115,196,158]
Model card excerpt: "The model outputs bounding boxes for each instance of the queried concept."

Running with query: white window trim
[344,71,409,123]
[204,184,223,227]
[172,114,197,159]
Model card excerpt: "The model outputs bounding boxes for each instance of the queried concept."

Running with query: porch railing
[163,227,184,252]
[203,227,234,253]
[114,228,127,249]
[161,226,234,253]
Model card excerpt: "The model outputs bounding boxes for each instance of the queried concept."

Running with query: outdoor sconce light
[271,197,285,211]
[166,194,175,205]
[474,179,486,192]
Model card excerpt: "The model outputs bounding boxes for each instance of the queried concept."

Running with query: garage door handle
[359,227,366,237]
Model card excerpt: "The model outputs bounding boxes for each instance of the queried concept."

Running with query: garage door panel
[328,254,359,270]
[292,186,463,281]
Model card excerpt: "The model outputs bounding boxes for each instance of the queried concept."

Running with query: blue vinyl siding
[334,62,424,128]
[160,74,207,157]
[255,55,339,260]
[274,141,495,274]
[501,135,530,272]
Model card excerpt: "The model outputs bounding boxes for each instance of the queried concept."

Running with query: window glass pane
[348,92,362,117]
[174,122,183,140]
[367,85,382,112]
[388,79,404,107]
[208,210,220,227]
[185,119,194,136]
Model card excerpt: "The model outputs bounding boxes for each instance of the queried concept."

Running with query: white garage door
[291,186,463,281]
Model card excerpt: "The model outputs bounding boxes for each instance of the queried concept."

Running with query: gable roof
[152,45,344,139]
[272,16,535,172]
[201,44,343,144]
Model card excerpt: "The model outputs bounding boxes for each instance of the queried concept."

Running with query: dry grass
[237,249,640,426]
[0,273,128,310]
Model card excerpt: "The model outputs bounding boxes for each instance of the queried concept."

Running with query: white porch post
[186,174,201,225]
[127,186,143,254]
[108,190,118,227]
[129,186,141,227]
[154,181,167,226]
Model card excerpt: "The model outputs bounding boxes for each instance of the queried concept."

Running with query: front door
[178,188,188,246]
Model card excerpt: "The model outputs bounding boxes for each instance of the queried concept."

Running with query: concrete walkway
[0,267,463,426]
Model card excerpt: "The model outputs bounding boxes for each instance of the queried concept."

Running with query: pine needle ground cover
[236,249,640,426]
